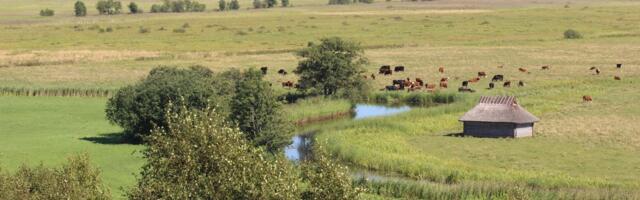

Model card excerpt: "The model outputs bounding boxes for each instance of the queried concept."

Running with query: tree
[128,2,141,13]
[281,0,289,7]
[105,66,232,142]
[294,37,369,97]
[39,9,55,16]
[253,0,263,8]
[229,0,240,10]
[0,154,110,199]
[230,69,292,153]
[74,1,87,16]
[266,0,277,7]
[127,105,301,199]
[218,0,227,11]
[96,0,122,15]
[564,29,583,39]
[301,145,365,200]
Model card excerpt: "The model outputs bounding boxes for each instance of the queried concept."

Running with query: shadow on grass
[443,132,465,137]
[80,132,135,145]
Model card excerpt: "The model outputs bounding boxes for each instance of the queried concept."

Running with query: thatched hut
[459,96,539,138]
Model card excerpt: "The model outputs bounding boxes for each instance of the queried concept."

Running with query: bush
[0,154,110,199]
[150,0,206,13]
[96,0,122,15]
[218,0,227,11]
[74,1,87,16]
[281,0,289,7]
[229,0,240,10]
[138,26,149,33]
[173,28,186,33]
[128,2,142,14]
[266,0,277,7]
[253,0,264,8]
[564,29,583,39]
[301,145,365,200]
[105,66,229,142]
[39,9,55,16]
[127,105,301,199]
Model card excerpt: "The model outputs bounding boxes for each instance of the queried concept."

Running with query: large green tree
[294,37,368,97]
[230,69,291,153]
[127,105,300,199]
[74,1,87,16]
[105,66,232,142]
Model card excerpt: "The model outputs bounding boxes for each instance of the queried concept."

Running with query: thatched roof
[459,96,539,123]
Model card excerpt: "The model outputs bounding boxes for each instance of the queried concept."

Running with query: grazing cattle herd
[260,62,625,102]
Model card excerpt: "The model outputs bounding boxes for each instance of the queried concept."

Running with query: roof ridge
[478,96,516,105]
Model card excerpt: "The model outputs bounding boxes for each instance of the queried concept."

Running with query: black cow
[392,80,405,86]
[617,63,622,69]
[461,81,469,87]
[385,85,400,91]
[492,75,504,82]
[260,67,268,75]
[379,65,391,74]
[278,69,287,75]
[488,82,495,89]
[458,87,475,93]
[394,66,405,72]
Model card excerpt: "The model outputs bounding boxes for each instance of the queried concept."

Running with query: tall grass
[0,87,114,97]
[367,91,466,106]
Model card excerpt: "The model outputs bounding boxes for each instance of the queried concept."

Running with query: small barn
[459,96,539,138]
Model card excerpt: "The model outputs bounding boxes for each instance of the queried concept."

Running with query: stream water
[284,104,411,162]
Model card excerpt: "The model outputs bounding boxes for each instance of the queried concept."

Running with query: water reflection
[285,104,411,162]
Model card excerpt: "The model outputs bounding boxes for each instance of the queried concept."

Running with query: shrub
[0,154,110,199]
[181,22,190,28]
[105,27,113,32]
[127,105,301,199]
[151,0,206,13]
[138,26,149,33]
[301,145,365,200]
[74,1,87,16]
[218,0,227,11]
[39,9,55,16]
[96,0,122,15]
[266,0,277,7]
[173,28,186,33]
[128,2,142,13]
[281,0,289,7]
[253,0,263,8]
[564,29,583,39]
[229,0,240,9]
[105,66,228,142]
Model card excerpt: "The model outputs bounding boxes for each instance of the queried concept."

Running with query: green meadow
[2,0,640,198]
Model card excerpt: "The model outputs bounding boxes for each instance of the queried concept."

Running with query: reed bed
[0,87,114,97]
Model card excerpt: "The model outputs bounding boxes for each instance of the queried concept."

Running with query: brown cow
[595,68,601,75]
[439,81,448,88]
[541,66,550,70]
[440,77,449,82]
[371,74,376,80]
[469,77,480,83]
[408,86,422,92]
[583,95,592,102]
[589,66,597,70]
[439,67,444,73]
[478,71,487,77]
[415,78,424,86]
[503,81,511,88]
[518,68,528,73]
[518,80,525,87]
[614,76,621,80]
[282,81,294,88]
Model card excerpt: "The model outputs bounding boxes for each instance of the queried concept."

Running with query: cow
[478,71,487,77]
[371,74,376,80]
[379,65,391,74]
[497,65,504,69]
[503,81,511,88]
[425,84,436,90]
[439,81,448,88]
[363,75,368,79]
[282,81,294,88]
[438,67,444,73]
[492,75,504,82]
[589,66,597,70]
[392,79,405,86]
[408,86,422,92]
[458,87,475,93]
[385,85,400,91]
[617,64,622,69]
[518,80,525,87]
[614,76,621,80]
[583,95,592,102]
[260,67,268,75]
[278,69,288,75]
[595,68,601,75]
[461,81,469,87]
[440,77,449,82]
[394,66,405,72]
[488,82,495,89]
[541,66,550,70]
[469,77,480,83]
[416,78,424,86]
[518,68,528,73]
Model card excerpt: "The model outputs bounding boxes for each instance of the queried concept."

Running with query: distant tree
[266,0,277,7]
[328,0,351,4]
[253,0,263,8]
[218,0,227,11]
[0,154,110,199]
[127,105,301,199]
[39,9,55,16]
[294,37,369,97]
[302,148,365,200]
[281,0,289,7]
[230,69,292,153]
[229,0,240,10]
[105,66,232,142]
[74,1,87,16]
[96,0,122,15]
[128,2,141,13]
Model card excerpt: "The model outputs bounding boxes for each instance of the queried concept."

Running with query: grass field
[2,0,640,199]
